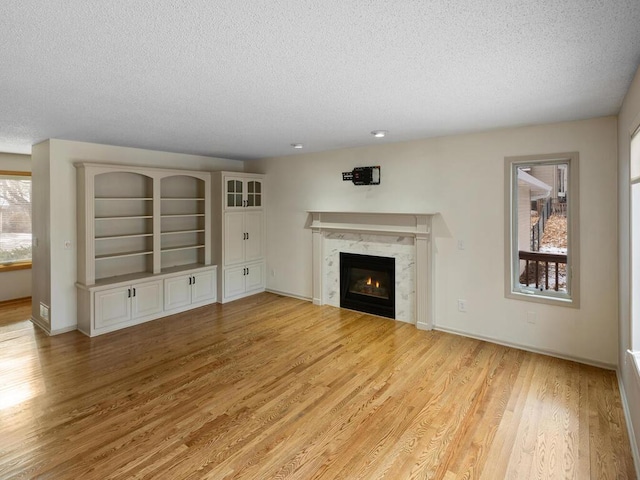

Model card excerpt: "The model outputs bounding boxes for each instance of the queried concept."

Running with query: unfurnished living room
[1,1,640,479]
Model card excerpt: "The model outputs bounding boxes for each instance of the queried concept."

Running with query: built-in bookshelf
[160,175,207,272]
[75,163,215,337]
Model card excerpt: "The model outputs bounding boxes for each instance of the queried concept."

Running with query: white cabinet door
[164,274,191,310]
[224,266,246,299]
[245,262,265,293]
[224,212,245,266]
[132,280,163,319]
[192,269,216,304]
[165,268,217,310]
[95,286,131,329]
[244,211,264,263]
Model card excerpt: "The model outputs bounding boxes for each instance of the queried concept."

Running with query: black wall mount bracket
[342,166,381,185]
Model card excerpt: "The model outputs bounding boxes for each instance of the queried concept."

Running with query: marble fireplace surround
[309,211,436,330]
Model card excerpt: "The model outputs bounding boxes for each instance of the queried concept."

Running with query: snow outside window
[0,171,32,270]
[504,153,579,307]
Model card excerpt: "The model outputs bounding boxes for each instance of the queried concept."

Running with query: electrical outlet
[457,299,467,312]
[457,239,465,250]
[270,269,276,277]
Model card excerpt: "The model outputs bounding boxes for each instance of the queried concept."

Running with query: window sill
[506,289,579,308]
[0,262,32,272]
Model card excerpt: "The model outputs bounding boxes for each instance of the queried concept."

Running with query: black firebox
[340,252,395,319]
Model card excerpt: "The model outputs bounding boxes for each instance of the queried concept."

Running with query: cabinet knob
[133,288,136,297]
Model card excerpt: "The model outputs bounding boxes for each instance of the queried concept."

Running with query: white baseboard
[434,325,617,371]
[30,316,50,335]
[30,316,77,336]
[265,289,313,302]
[50,325,78,335]
[617,372,640,479]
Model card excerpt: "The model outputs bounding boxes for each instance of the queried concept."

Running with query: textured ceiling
[1,1,640,161]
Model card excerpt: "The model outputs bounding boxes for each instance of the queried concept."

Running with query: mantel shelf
[307,211,438,215]
[308,211,437,237]
[312,223,426,236]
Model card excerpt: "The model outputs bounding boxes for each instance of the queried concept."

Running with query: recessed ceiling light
[291,143,304,149]
[371,130,388,138]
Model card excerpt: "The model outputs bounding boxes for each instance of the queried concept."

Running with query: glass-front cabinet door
[246,180,262,207]
[225,177,263,209]
[226,179,244,208]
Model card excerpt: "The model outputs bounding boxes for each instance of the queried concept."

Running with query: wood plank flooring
[0,293,635,479]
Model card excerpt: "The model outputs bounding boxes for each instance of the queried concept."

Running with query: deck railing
[519,250,567,291]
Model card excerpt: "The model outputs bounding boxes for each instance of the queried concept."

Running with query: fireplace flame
[366,277,372,285]
[375,281,380,288]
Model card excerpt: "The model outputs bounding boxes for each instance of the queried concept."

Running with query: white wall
[618,65,640,472]
[0,152,32,302]
[246,116,619,367]
[31,142,50,326]
[31,139,243,334]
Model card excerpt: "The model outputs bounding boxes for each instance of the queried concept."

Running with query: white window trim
[504,152,580,308]
[630,125,640,354]
[0,170,32,272]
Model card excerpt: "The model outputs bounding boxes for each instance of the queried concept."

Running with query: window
[0,171,32,271]
[504,153,579,307]
[631,129,640,352]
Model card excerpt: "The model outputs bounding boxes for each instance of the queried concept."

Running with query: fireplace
[310,211,434,329]
[340,252,395,318]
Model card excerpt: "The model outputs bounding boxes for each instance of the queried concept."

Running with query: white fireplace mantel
[309,211,436,330]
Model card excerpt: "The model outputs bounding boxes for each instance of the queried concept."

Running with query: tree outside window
[0,171,32,269]
[504,153,579,307]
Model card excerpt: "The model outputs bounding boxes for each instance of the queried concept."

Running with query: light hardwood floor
[0,294,635,479]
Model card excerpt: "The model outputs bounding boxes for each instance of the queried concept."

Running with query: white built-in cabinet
[75,163,216,336]
[212,172,266,303]
[164,268,216,310]
[94,279,163,330]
